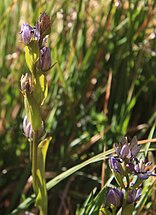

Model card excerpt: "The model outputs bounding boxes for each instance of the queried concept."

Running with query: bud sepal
[24,91,42,131]
[25,40,39,75]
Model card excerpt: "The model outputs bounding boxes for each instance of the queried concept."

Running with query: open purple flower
[134,160,156,180]
[106,188,123,208]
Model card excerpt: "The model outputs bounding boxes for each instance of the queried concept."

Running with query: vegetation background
[0,0,156,214]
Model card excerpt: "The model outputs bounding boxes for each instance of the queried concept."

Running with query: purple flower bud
[120,144,131,160]
[127,188,142,204]
[120,136,128,145]
[23,115,45,139]
[109,156,123,173]
[129,136,141,158]
[115,136,141,161]
[40,47,52,71]
[23,115,33,139]
[106,188,123,208]
[20,24,34,45]
[38,12,51,38]
[114,137,128,157]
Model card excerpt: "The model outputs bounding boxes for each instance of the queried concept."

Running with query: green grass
[0,0,156,214]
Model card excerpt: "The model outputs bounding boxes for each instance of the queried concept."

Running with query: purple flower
[109,156,123,173]
[106,188,123,208]
[20,24,34,45]
[40,47,52,71]
[129,136,141,158]
[114,136,141,161]
[115,137,128,157]
[127,188,142,204]
[134,160,156,180]
[120,144,131,160]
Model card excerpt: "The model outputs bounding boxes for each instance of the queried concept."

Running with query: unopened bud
[23,115,45,139]
[23,115,33,139]
[40,47,51,71]
[38,12,51,39]
[109,156,123,173]
[20,24,34,45]
[127,188,142,204]
[20,73,32,92]
[106,188,123,208]
[120,144,131,160]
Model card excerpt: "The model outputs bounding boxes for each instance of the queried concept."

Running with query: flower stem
[32,131,38,195]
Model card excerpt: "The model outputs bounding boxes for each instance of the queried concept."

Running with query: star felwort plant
[20,13,52,215]
[102,137,156,215]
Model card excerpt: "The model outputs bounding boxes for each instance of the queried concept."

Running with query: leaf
[83,175,114,215]
[10,149,114,214]
[33,72,48,105]
[113,171,125,189]
[36,137,52,215]
[100,208,112,215]
[85,186,109,215]
[25,40,39,74]
[76,188,97,215]
[24,92,42,130]
[46,149,114,190]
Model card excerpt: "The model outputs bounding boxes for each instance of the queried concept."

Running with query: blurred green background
[0,0,156,214]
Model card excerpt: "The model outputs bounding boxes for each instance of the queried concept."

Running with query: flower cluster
[20,12,52,139]
[105,136,156,213]
[110,137,156,181]
[20,12,52,72]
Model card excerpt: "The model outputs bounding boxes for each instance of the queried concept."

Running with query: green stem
[32,131,38,195]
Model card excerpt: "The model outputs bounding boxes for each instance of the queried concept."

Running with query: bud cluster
[20,12,52,138]
[104,136,156,214]
[20,12,52,72]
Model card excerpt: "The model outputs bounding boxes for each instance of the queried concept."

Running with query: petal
[134,164,140,173]
[135,188,142,201]
[138,173,149,180]
[120,145,131,159]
